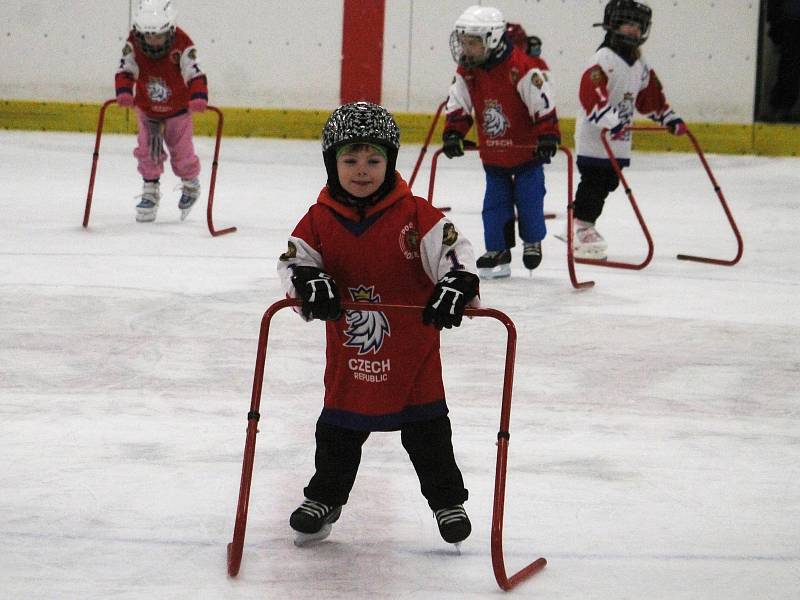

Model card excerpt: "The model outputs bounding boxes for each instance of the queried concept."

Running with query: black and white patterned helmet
[321,102,400,153]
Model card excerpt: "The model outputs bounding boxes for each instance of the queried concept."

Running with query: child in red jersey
[115,0,208,223]
[443,5,561,279]
[277,102,480,547]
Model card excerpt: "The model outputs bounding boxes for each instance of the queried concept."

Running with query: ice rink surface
[1,129,798,599]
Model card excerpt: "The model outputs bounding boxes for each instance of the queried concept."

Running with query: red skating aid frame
[82,99,236,236]
[425,143,557,218]
[411,99,556,220]
[567,126,743,287]
[408,99,447,191]
[226,299,547,592]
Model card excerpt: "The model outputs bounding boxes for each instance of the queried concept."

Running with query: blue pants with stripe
[481,161,547,251]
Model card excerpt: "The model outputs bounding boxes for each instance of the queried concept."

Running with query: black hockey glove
[147,119,166,163]
[534,135,560,164]
[665,118,687,136]
[442,132,465,159]
[291,266,342,321]
[423,271,479,330]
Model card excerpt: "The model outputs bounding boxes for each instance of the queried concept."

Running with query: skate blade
[180,207,193,221]
[136,211,157,223]
[293,524,333,547]
[573,248,608,260]
[554,235,608,260]
[478,264,511,279]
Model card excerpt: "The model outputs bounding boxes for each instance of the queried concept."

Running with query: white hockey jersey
[575,47,679,165]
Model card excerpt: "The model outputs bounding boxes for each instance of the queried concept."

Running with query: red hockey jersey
[444,47,560,168]
[277,175,478,431]
[115,27,208,119]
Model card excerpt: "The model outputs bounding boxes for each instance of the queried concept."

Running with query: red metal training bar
[226,298,547,592]
[560,145,595,289]
[572,127,656,272]
[82,99,236,236]
[426,144,556,221]
[427,145,474,207]
[427,143,595,288]
[576,126,742,274]
[567,126,744,286]
[677,128,743,265]
[411,100,551,220]
[408,99,447,190]
[204,106,236,236]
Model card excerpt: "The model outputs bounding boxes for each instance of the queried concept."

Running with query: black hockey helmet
[596,0,652,48]
[526,35,542,58]
[322,101,400,209]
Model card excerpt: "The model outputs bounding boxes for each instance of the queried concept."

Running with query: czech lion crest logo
[344,285,390,355]
[146,77,171,103]
[482,100,508,138]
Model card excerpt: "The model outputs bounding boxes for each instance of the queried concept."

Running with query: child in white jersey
[571,0,685,259]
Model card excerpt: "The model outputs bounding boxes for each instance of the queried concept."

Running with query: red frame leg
[227,299,547,592]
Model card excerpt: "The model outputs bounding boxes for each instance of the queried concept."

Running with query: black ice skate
[522,241,542,271]
[476,249,511,279]
[290,498,342,546]
[434,504,471,545]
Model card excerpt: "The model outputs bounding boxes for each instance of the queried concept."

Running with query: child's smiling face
[336,145,387,198]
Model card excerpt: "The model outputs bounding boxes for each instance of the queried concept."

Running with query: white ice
[1,129,798,599]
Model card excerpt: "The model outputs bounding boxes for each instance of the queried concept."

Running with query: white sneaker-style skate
[135,180,161,223]
[570,218,608,260]
[178,177,201,221]
[476,249,512,279]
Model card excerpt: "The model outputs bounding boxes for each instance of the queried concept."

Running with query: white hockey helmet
[133,0,177,36]
[450,5,507,67]
[133,0,177,58]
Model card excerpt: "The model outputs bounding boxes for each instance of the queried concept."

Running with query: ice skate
[290,499,342,546]
[135,180,161,222]
[557,218,608,259]
[434,504,471,545]
[522,241,542,271]
[476,249,511,279]
[178,177,201,221]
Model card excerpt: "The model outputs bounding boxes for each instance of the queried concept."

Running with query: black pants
[303,415,468,511]
[574,163,621,224]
